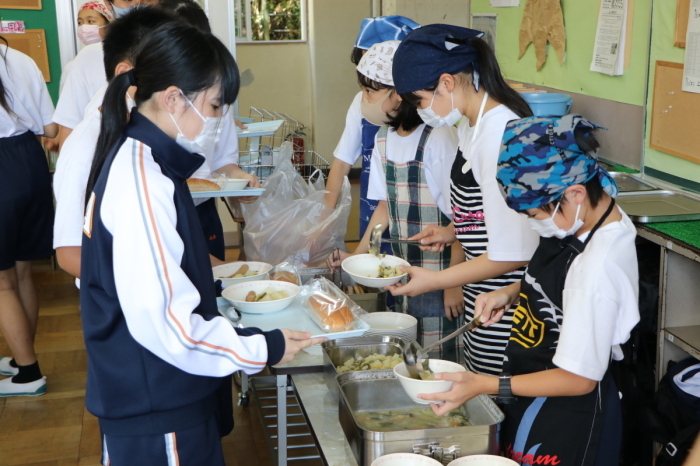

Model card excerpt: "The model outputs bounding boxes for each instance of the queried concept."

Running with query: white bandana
[356,40,401,86]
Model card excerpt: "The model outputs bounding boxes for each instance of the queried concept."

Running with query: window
[235,0,305,42]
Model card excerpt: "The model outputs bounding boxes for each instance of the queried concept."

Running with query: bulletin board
[675,0,690,47]
[0,0,42,9]
[650,61,700,164]
[4,29,50,82]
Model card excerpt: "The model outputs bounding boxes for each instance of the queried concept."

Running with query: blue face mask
[112,4,136,18]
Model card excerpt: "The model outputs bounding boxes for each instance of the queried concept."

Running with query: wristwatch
[496,373,516,404]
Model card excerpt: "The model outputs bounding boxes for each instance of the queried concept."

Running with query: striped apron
[450,155,525,375]
[377,125,461,362]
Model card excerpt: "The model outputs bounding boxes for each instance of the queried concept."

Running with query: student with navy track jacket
[80,22,323,465]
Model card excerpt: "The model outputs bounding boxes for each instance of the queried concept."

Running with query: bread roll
[271,271,298,285]
[186,178,221,192]
[308,295,355,331]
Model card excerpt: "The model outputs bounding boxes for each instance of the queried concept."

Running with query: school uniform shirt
[332,91,363,165]
[554,208,640,381]
[53,43,106,129]
[457,105,539,262]
[0,45,54,137]
[80,110,284,435]
[367,124,457,219]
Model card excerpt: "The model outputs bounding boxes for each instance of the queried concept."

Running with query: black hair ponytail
[85,71,133,205]
[468,37,532,119]
[85,22,240,205]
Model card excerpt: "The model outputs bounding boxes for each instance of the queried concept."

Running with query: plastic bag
[268,262,301,286]
[299,278,368,333]
[241,141,351,267]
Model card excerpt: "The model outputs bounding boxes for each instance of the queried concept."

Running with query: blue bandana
[392,24,484,95]
[496,114,618,211]
[354,16,420,50]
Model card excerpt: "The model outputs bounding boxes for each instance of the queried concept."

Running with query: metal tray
[616,190,700,223]
[337,371,503,465]
[322,336,406,400]
[608,172,658,192]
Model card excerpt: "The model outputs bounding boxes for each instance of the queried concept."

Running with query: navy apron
[359,118,391,254]
[501,200,621,465]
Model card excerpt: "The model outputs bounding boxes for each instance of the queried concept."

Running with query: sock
[9,358,17,368]
[11,361,42,384]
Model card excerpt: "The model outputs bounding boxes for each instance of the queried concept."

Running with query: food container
[342,254,410,288]
[338,371,504,465]
[521,92,572,117]
[212,261,273,288]
[221,280,300,314]
[322,336,406,400]
[393,360,468,404]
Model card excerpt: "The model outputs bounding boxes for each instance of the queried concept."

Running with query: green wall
[0,0,62,103]
[470,0,651,106]
[643,0,700,183]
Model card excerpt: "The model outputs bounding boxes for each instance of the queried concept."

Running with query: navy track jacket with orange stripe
[80,111,284,436]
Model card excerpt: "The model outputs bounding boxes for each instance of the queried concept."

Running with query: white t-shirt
[0,45,54,138]
[53,108,240,248]
[367,124,457,218]
[53,43,107,129]
[333,91,363,165]
[553,208,640,381]
[458,105,539,261]
[53,106,101,249]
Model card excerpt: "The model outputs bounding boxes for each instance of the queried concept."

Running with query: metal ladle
[402,316,484,380]
[369,224,421,257]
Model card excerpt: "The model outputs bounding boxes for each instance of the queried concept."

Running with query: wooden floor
[0,248,329,466]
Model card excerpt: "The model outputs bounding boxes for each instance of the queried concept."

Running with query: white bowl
[213,261,272,288]
[225,178,250,190]
[221,280,300,314]
[342,254,410,288]
[371,453,443,466]
[393,359,467,404]
[448,456,519,466]
[363,312,418,330]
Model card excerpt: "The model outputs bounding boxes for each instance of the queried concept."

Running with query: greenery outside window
[235,0,306,42]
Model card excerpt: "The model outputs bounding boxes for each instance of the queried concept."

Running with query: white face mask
[528,201,584,239]
[169,90,222,155]
[112,5,136,18]
[416,88,462,128]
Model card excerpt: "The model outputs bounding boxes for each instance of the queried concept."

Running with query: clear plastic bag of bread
[300,277,368,333]
[269,262,301,286]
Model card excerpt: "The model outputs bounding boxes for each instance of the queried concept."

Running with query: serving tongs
[402,316,483,380]
[369,224,421,257]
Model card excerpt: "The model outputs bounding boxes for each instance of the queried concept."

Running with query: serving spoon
[402,315,483,380]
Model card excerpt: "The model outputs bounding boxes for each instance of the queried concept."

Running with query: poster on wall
[682,0,700,93]
[590,0,627,76]
[471,14,497,53]
[0,0,41,9]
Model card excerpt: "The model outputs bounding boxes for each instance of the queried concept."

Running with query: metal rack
[250,375,323,464]
[247,106,307,154]
[238,149,330,184]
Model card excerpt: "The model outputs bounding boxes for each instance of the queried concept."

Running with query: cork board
[650,61,700,164]
[3,29,50,82]
[0,0,42,9]
[676,0,690,47]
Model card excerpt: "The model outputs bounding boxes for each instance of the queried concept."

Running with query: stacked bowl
[362,312,418,341]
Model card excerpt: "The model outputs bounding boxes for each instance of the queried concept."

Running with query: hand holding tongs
[369,224,421,257]
[402,316,483,380]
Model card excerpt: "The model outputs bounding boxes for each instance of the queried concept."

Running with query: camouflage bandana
[496,114,618,211]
